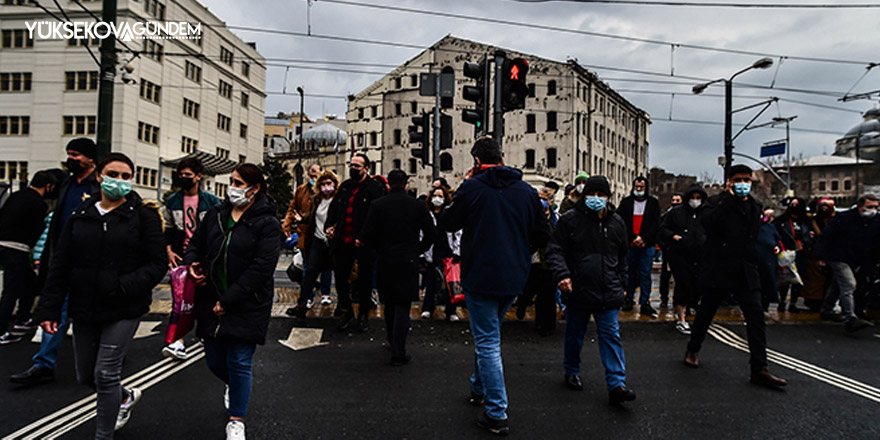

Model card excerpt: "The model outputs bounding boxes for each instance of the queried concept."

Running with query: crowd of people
[0,136,878,438]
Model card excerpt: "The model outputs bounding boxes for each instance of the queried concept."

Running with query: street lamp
[296,86,305,187]
[693,57,774,179]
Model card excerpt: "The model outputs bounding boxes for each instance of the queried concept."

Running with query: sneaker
[476,410,509,436]
[224,385,230,410]
[844,318,872,333]
[609,386,637,405]
[640,304,659,318]
[675,321,692,335]
[226,420,246,440]
[420,311,432,320]
[12,319,37,333]
[162,343,187,361]
[320,295,332,306]
[0,332,24,345]
[448,314,460,322]
[356,314,370,333]
[468,390,486,406]
[306,298,315,309]
[115,388,142,431]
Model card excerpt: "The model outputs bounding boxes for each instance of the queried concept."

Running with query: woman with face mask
[34,153,168,439]
[183,163,282,440]
[757,209,784,311]
[420,187,462,320]
[286,170,340,318]
[802,198,836,312]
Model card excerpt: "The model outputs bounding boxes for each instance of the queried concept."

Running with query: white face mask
[431,196,444,207]
[575,183,585,194]
[861,208,878,219]
[228,186,254,207]
[688,199,702,209]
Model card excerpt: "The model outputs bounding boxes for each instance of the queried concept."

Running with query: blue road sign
[761,142,786,157]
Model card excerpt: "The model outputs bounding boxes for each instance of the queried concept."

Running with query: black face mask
[349,168,363,180]
[177,177,196,190]
[65,158,84,174]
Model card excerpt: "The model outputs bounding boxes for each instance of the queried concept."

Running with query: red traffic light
[507,59,528,81]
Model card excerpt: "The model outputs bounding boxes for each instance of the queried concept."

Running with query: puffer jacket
[658,184,708,262]
[183,193,282,345]
[35,192,167,323]
[546,200,629,311]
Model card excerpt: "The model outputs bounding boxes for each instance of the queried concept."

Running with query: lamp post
[693,57,774,180]
[296,86,305,187]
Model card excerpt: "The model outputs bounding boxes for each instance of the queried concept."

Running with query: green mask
[101,176,132,200]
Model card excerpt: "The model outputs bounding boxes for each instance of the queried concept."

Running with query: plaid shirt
[341,184,362,246]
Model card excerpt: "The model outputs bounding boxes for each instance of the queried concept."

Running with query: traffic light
[462,57,490,136]
[439,113,452,150]
[500,58,529,112]
[409,111,430,168]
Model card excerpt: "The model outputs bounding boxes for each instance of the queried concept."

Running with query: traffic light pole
[723,79,732,180]
[493,50,506,147]
[433,74,441,180]
[96,0,118,159]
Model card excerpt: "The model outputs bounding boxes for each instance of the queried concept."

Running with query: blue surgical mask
[101,176,132,201]
[585,196,606,212]
[733,182,751,198]
[633,190,645,197]
[308,178,316,186]
[541,199,550,210]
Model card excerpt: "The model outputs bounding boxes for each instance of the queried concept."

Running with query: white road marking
[279,327,328,351]
[133,321,162,339]
[708,324,880,404]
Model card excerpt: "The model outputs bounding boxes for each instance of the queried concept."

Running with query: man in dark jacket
[816,194,880,332]
[684,165,787,389]
[618,176,661,317]
[658,185,707,335]
[358,170,435,366]
[325,153,386,332]
[10,138,101,385]
[547,175,637,406]
[658,193,683,308]
[0,171,56,344]
[774,197,809,312]
[440,137,550,436]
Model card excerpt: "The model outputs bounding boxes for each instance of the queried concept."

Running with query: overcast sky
[201,0,878,181]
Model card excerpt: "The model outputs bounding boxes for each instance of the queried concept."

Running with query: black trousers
[297,240,333,306]
[668,256,700,309]
[518,266,557,330]
[384,302,411,359]
[659,257,672,304]
[687,280,768,372]
[0,248,37,331]
[333,245,375,316]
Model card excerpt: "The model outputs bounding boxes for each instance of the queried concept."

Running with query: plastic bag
[776,250,803,287]
[165,265,197,344]
[442,257,465,304]
[285,251,304,284]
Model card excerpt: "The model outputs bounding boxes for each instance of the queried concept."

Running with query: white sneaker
[115,388,142,431]
[448,314,460,322]
[675,321,692,335]
[420,311,432,319]
[224,385,230,410]
[306,298,315,309]
[162,343,187,361]
[226,420,246,440]
[320,295,332,305]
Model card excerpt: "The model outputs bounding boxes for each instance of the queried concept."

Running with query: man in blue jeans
[10,138,101,385]
[441,137,550,436]
[546,176,637,405]
[618,176,661,318]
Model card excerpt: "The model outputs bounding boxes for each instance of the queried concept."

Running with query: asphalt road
[2,317,878,439]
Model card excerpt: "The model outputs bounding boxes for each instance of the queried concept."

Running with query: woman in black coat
[36,153,167,439]
[183,163,281,439]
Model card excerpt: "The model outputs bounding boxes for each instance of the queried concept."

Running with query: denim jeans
[465,292,516,421]
[563,307,627,391]
[203,337,257,419]
[33,295,70,370]
[823,262,858,321]
[626,246,655,305]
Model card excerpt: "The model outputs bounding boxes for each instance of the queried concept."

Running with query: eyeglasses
[104,171,132,180]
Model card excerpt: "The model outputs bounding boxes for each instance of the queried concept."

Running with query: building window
[67,36,100,47]
[525,114,536,133]
[394,77,402,89]
[239,123,248,138]
[239,155,247,164]
[394,129,402,145]
[409,158,417,174]
[831,180,839,192]
[0,72,32,92]
[547,148,557,168]
[357,133,364,147]
[357,108,364,119]
[547,80,557,96]
[241,61,250,78]
[410,74,418,87]
[182,98,200,119]
[241,92,249,108]
[216,147,230,160]
[844,180,852,191]
[411,102,418,114]
[525,149,535,169]
[219,80,233,99]
[137,121,160,145]
[142,40,163,62]
[217,114,231,132]
[528,83,535,98]
[65,71,98,91]
[185,61,202,83]
[370,132,377,146]
[180,136,198,153]
[63,116,95,136]
[395,103,402,116]
[393,159,401,170]
[371,106,378,117]
[0,116,30,135]
[139,79,162,104]
[818,181,826,191]
[144,0,165,19]
[546,112,557,132]
[215,182,228,198]
[1,29,33,48]
[440,153,453,172]
[220,46,234,66]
